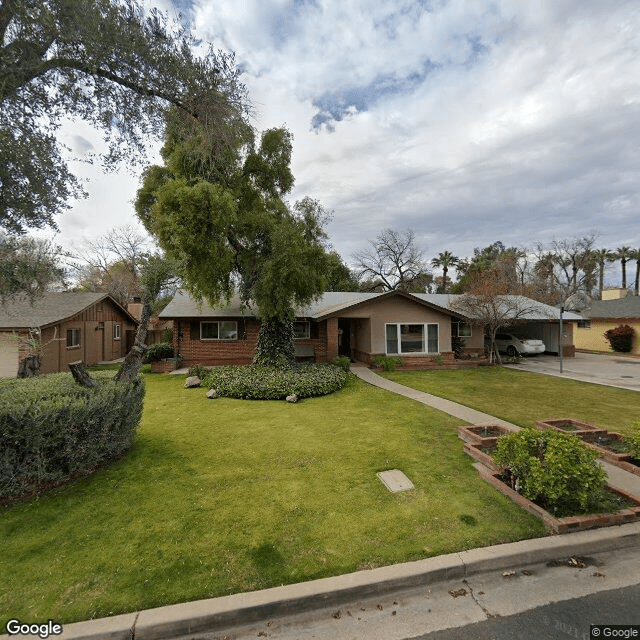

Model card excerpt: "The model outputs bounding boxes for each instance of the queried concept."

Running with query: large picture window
[386,323,438,354]
[200,321,238,340]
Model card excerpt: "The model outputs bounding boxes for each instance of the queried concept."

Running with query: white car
[489,333,545,357]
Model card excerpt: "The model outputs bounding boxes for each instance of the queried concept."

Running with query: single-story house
[159,289,580,368]
[573,291,640,355]
[0,292,139,377]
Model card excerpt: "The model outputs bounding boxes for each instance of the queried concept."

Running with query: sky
[43,0,640,283]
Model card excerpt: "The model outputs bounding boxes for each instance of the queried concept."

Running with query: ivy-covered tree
[0,0,246,234]
[136,123,330,368]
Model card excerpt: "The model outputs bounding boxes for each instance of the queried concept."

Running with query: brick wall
[172,318,333,366]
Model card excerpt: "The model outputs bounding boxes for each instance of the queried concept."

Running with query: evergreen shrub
[603,324,635,353]
[373,355,404,371]
[493,427,607,516]
[0,371,144,501]
[145,342,174,362]
[202,363,349,400]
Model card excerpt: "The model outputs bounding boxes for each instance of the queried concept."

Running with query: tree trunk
[635,260,639,296]
[115,294,152,382]
[253,317,296,368]
[17,355,41,378]
[69,361,98,388]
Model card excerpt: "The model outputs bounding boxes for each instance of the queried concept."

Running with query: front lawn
[380,367,640,435]
[0,374,543,623]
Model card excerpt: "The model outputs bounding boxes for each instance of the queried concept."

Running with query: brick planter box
[475,464,640,534]
[580,431,640,477]
[535,418,607,438]
[151,358,181,373]
[457,425,515,446]
[463,441,505,474]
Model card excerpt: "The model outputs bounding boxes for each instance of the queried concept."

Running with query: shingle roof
[581,296,640,319]
[0,292,136,329]
[159,290,582,322]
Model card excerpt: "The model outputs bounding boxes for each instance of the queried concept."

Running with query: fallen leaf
[502,571,517,578]
[332,610,341,619]
[448,588,468,598]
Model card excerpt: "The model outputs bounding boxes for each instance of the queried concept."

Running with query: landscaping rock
[286,394,298,403]
[185,376,201,388]
[206,389,219,399]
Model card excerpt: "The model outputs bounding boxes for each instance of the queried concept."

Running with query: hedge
[201,363,349,400]
[0,371,144,501]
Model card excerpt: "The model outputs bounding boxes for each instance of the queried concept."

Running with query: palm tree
[591,248,615,299]
[633,248,640,296]
[615,246,634,289]
[430,251,459,293]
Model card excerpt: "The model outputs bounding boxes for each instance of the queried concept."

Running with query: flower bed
[463,441,505,474]
[580,431,640,477]
[475,465,640,534]
[535,418,607,437]
[457,424,515,446]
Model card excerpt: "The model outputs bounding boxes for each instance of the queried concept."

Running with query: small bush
[160,328,173,343]
[0,371,144,501]
[145,342,174,362]
[202,364,349,400]
[331,355,351,372]
[625,420,640,460]
[603,324,636,353]
[493,427,607,516]
[373,355,405,372]
[451,336,465,359]
[188,364,210,379]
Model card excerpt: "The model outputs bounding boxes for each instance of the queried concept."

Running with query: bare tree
[70,225,153,305]
[451,258,541,364]
[352,229,427,291]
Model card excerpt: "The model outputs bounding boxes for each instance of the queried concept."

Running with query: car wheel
[506,345,518,357]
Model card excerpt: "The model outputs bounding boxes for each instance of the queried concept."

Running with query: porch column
[326,317,339,361]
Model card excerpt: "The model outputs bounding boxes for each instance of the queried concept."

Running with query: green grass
[0,374,544,623]
[380,367,640,436]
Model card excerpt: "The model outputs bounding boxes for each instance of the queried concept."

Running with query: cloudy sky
[48,0,640,281]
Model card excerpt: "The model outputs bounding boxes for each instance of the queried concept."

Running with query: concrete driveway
[504,352,640,391]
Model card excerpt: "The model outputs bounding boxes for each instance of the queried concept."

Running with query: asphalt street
[414,583,640,640]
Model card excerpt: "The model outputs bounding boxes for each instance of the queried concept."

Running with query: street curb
[35,521,640,640]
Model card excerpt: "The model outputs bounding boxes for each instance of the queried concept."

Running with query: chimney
[601,287,628,301]
[127,298,143,321]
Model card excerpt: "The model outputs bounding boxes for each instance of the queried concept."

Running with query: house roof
[414,294,583,321]
[0,292,138,329]
[580,296,640,319]
[159,290,582,322]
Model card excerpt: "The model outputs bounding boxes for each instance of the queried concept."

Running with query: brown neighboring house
[0,292,139,377]
[159,289,579,369]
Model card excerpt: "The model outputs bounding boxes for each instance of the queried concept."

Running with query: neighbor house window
[293,321,310,339]
[577,320,591,329]
[66,328,81,348]
[200,321,238,340]
[386,323,438,354]
[113,324,121,340]
[452,321,472,338]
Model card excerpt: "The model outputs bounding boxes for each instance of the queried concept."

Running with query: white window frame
[66,328,81,348]
[385,323,439,355]
[200,320,238,341]
[113,324,121,340]
[293,321,310,339]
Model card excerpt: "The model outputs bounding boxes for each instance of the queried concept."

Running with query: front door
[338,318,351,357]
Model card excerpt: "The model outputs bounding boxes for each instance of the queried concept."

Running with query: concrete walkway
[352,366,519,428]
[352,365,640,499]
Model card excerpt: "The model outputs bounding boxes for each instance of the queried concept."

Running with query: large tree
[0,233,67,301]
[0,0,246,234]
[136,124,330,368]
[615,246,634,290]
[352,228,427,292]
